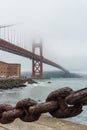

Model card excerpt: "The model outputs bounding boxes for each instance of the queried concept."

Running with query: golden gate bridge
[0,25,71,78]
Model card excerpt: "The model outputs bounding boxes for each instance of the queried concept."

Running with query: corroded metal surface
[0,87,87,124]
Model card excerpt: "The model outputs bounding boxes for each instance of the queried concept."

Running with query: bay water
[0,78,87,125]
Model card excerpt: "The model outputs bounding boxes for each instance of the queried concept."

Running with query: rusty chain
[0,87,87,124]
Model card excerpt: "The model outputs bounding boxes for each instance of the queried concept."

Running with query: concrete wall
[0,115,87,130]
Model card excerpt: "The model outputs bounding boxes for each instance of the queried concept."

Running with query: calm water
[0,78,87,125]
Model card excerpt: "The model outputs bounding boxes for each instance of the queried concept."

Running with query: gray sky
[0,0,87,73]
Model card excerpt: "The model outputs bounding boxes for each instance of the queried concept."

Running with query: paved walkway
[0,115,87,130]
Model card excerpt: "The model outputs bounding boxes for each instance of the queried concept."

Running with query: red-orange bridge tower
[32,42,43,78]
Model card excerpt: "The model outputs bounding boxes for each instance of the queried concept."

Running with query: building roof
[0,61,8,64]
[0,61,20,65]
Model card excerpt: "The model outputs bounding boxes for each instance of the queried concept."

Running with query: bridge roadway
[0,39,70,75]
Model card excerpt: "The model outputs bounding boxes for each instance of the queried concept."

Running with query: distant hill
[21,71,82,78]
[43,71,82,78]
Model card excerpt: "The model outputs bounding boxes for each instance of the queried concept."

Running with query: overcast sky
[0,0,87,73]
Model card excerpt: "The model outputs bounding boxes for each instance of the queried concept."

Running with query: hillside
[22,71,82,78]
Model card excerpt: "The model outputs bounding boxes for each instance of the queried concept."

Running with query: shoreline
[0,77,37,89]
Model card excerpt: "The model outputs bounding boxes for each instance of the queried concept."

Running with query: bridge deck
[0,39,70,74]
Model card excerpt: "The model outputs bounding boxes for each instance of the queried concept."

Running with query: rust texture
[0,87,87,124]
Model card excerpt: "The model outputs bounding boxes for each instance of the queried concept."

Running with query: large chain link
[16,98,41,122]
[0,87,87,124]
[46,87,82,118]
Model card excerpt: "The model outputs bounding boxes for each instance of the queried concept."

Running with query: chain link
[46,87,82,118]
[0,87,87,124]
[16,98,41,122]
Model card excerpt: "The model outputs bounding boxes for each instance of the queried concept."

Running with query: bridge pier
[32,42,43,78]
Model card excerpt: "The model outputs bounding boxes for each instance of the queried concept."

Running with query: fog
[0,0,87,73]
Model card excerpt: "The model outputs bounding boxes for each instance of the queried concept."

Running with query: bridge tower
[32,42,43,78]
